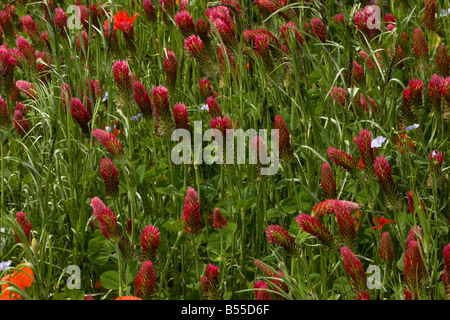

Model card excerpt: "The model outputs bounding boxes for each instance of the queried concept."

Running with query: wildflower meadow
[0,0,449,305]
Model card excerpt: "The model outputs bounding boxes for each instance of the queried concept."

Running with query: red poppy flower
[115,295,142,300]
[105,11,139,31]
[372,216,395,230]
[0,265,34,300]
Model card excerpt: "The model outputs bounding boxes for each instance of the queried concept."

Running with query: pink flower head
[70,98,91,135]
[412,27,428,60]
[407,190,427,216]
[199,77,218,102]
[133,81,154,118]
[374,156,401,210]
[175,10,195,39]
[135,260,156,300]
[13,110,30,138]
[334,201,357,249]
[296,213,335,248]
[16,36,35,68]
[212,208,227,229]
[429,150,444,182]
[180,187,204,235]
[163,49,178,93]
[184,35,213,76]
[330,86,346,106]
[14,211,32,243]
[280,21,304,49]
[143,0,157,23]
[206,6,236,47]
[0,96,10,131]
[206,96,222,119]
[341,246,368,296]
[321,163,337,199]
[113,60,134,108]
[353,129,376,177]
[352,59,365,85]
[423,0,437,32]
[404,240,425,294]
[54,8,68,35]
[152,86,174,137]
[100,157,119,198]
[274,115,293,163]
[379,232,394,263]
[90,197,120,242]
[0,10,14,41]
[441,77,450,104]
[140,225,161,262]
[428,74,442,114]
[310,17,326,42]
[201,263,221,300]
[312,199,361,218]
[0,46,16,95]
[253,280,271,300]
[22,15,41,48]
[326,147,358,174]
[120,21,136,53]
[443,244,450,299]
[265,224,297,254]
[173,102,189,130]
[92,129,124,159]
[16,80,37,100]
[436,45,449,77]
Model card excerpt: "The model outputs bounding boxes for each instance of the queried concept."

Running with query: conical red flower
[120,21,136,53]
[92,129,124,159]
[13,110,30,138]
[206,96,222,119]
[54,8,68,36]
[253,280,271,300]
[14,211,32,244]
[443,244,450,299]
[334,201,357,249]
[423,0,436,32]
[311,17,326,42]
[412,27,428,60]
[0,96,10,131]
[206,6,236,48]
[401,87,415,126]
[184,35,213,76]
[253,260,289,300]
[352,59,365,85]
[0,47,16,95]
[140,225,161,262]
[113,60,134,108]
[152,86,174,137]
[175,10,195,39]
[212,208,227,229]
[407,190,427,216]
[436,45,450,77]
[133,81,154,118]
[135,261,156,300]
[326,147,358,174]
[312,199,360,218]
[296,213,335,248]
[70,98,91,135]
[199,78,218,102]
[274,115,293,163]
[265,225,297,254]
[163,49,178,94]
[280,21,304,51]
[379,232,394,263]
[429,150,444,183]
[330,86,346,106]
[321,163,337,199]
[341,246,368,297]
[201,263,221,300]
[353,129,375,177]
[404,240,425,296]
[180,187,204,235]
[173,102,189,130]
[143,0,156,23]
[100,157,119,198]
[90,197,120,242]
[428,74,442,114]
[374,156,401,210]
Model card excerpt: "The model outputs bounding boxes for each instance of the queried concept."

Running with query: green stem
[115,242,124,297]
[158,230,183,299]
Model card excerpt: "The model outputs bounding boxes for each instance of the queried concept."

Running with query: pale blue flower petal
[0,260,12,271]
[371,136,386,148]
[406,124,419,131]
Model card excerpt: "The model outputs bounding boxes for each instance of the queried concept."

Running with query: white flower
[371,136,386,148]
[200,104,209,111]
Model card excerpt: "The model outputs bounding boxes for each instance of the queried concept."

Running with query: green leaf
[280,197,299,214]
[100,271,120,290]
[163,219,185,233]
[126,261,139,286]
[135,165,146,186]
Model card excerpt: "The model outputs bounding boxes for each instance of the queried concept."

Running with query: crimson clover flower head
[135,260,156,300]
[99,157,119,198]
[92,129,124,159]
[15,211,32,244]
[140,225,161,261]
[212,208,227,229]
[180,187,204,235]
[90,197,120,242]
[265,224,297,254]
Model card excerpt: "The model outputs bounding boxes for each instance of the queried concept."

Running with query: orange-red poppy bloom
[0,265,34,300]
[115,295,142,300]
[372,216,395,230]
[105,11,139,31]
